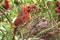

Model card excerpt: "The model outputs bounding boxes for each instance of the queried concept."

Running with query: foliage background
[0,0,60,40]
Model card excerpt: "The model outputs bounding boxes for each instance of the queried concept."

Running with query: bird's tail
[12,26,18,40]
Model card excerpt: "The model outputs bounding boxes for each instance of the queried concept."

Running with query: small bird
[13,5,35,35]
[13,5,36,40]
[14,6,30,26]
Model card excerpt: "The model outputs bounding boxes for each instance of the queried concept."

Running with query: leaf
[32,0,37,3]
[0,26,6,31]
[47,0,53,1]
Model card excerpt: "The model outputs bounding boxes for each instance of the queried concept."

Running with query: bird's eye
[27,9,30,12]
[27,7,30,12]
[28,7,30,9]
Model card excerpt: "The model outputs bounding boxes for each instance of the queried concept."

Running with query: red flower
[30,4,36,8]
[2,0,10,10]
[55,7,60,13]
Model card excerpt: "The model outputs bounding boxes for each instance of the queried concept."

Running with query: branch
[0,6,12,24]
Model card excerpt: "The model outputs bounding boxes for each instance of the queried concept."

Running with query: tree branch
[0,6,12,24]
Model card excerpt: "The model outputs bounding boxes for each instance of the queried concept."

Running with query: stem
[19,28,24,40]
[0,6,6,11]
[20,32,24,40]
[0,6,12,24]
[34,22,60,38]
[2,35,4,40]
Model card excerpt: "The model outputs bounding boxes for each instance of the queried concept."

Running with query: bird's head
[23,4,36,13]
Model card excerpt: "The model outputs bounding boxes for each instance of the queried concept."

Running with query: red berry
[2,0,10,10]
[55,7,60,13]
[30,4,36,9]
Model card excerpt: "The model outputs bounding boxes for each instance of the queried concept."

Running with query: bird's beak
[27,9,31,12]
[30,4,36,12]
[27,5,36,12]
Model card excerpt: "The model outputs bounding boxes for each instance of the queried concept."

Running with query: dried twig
[33,22,60,38]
